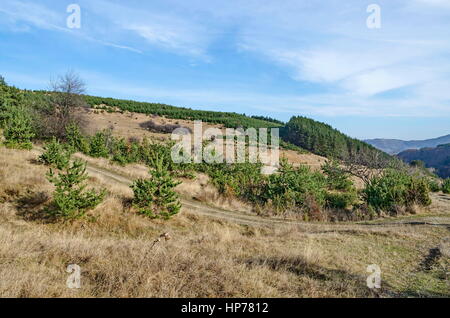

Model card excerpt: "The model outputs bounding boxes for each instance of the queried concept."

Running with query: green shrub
[131,156,181,219]
[363,170,431,214]
[407,176,432,206]
[325,191,358,209]
[321,160,354,191]
[88,131,110,158]
[442,178,450,194]
[0,79,25,126]
[2,106,35,149]
[428,179,441,192]
[65,123,90,153]
[199,158,334,214]
[46,159,106,219]
[39,137,71,169]
[111,138,140,166]
[263,160,328,212]
[201,162,264,200]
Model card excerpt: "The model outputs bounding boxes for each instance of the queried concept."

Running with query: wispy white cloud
[0,0,65,31]
[224,0,450,115]
[1,0,450,118]
[0,0,142,53]
[80,0,213,59]
[77,70,450,118]
[5,67,450,120]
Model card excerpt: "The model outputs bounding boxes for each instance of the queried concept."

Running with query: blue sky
[1,0,450,140]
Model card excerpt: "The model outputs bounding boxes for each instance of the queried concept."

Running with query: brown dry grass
[82,108,328,168]
[83,108,225,143]
[0,147,449,298]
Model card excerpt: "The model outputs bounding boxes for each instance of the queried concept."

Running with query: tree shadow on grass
[28,158,42,166]
[15,191,59,223]
[242,256,400,298]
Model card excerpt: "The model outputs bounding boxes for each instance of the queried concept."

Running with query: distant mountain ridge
[365,134,450,154]
[397,144,450,179]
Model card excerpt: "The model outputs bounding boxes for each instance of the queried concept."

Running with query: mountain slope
[366,135,450,154]
[25,90,383,161]
[397,144,450,178]
[281,116,388,161]
[68,92,383,161]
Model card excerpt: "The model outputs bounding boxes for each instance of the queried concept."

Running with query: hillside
[81,107,328,170]
[281,116,388,161]
[84,95,284,130]
[366,135,450,155]
[397,144,450,178]
[79,94,385,162]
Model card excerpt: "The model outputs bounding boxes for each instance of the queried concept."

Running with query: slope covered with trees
[83,95,282,129]
[398,144,450,178]
[280,116,388,161]
[4,77,388,164]
[83,96,387,162]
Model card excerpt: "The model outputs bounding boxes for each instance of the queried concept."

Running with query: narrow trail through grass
[79,150,450,230]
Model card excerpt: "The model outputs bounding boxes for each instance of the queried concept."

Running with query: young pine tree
[131,156,181,219]
[89,130,110,158]
[442,178,450,194]
[47,159,106,219]
[3,106,35,150]
[39,137,72,170]
[65,123,90,153]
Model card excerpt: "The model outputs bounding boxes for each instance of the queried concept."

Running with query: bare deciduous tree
[341,151,399,185]
[40,70,88,139]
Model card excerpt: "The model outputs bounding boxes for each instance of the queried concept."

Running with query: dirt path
[32,145,449,228]
[82,158,450,229]
[83,161,311,228]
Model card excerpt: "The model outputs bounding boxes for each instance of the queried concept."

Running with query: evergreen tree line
[280,116,390,161]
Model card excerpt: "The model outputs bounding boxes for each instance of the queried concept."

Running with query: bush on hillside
[65,123,90,153]
[131,156,181,219]
[428,179,441,192]
[140,120,192,134]
[46,159,106,219]
[442,178,450,194]
[0,78,25,125]
[39,137,72,169]
[263,160,328,213]
[2,105,35,150]
[363,170,431,214]
[200,162,264,199]
[111,137,141,166]
[88,130,111,158]
[321,160,354,191]
[325,191,358,210]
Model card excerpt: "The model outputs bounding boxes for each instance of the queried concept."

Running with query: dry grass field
[0,146,449,298]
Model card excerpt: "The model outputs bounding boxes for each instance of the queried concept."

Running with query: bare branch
[40,70,88,139]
